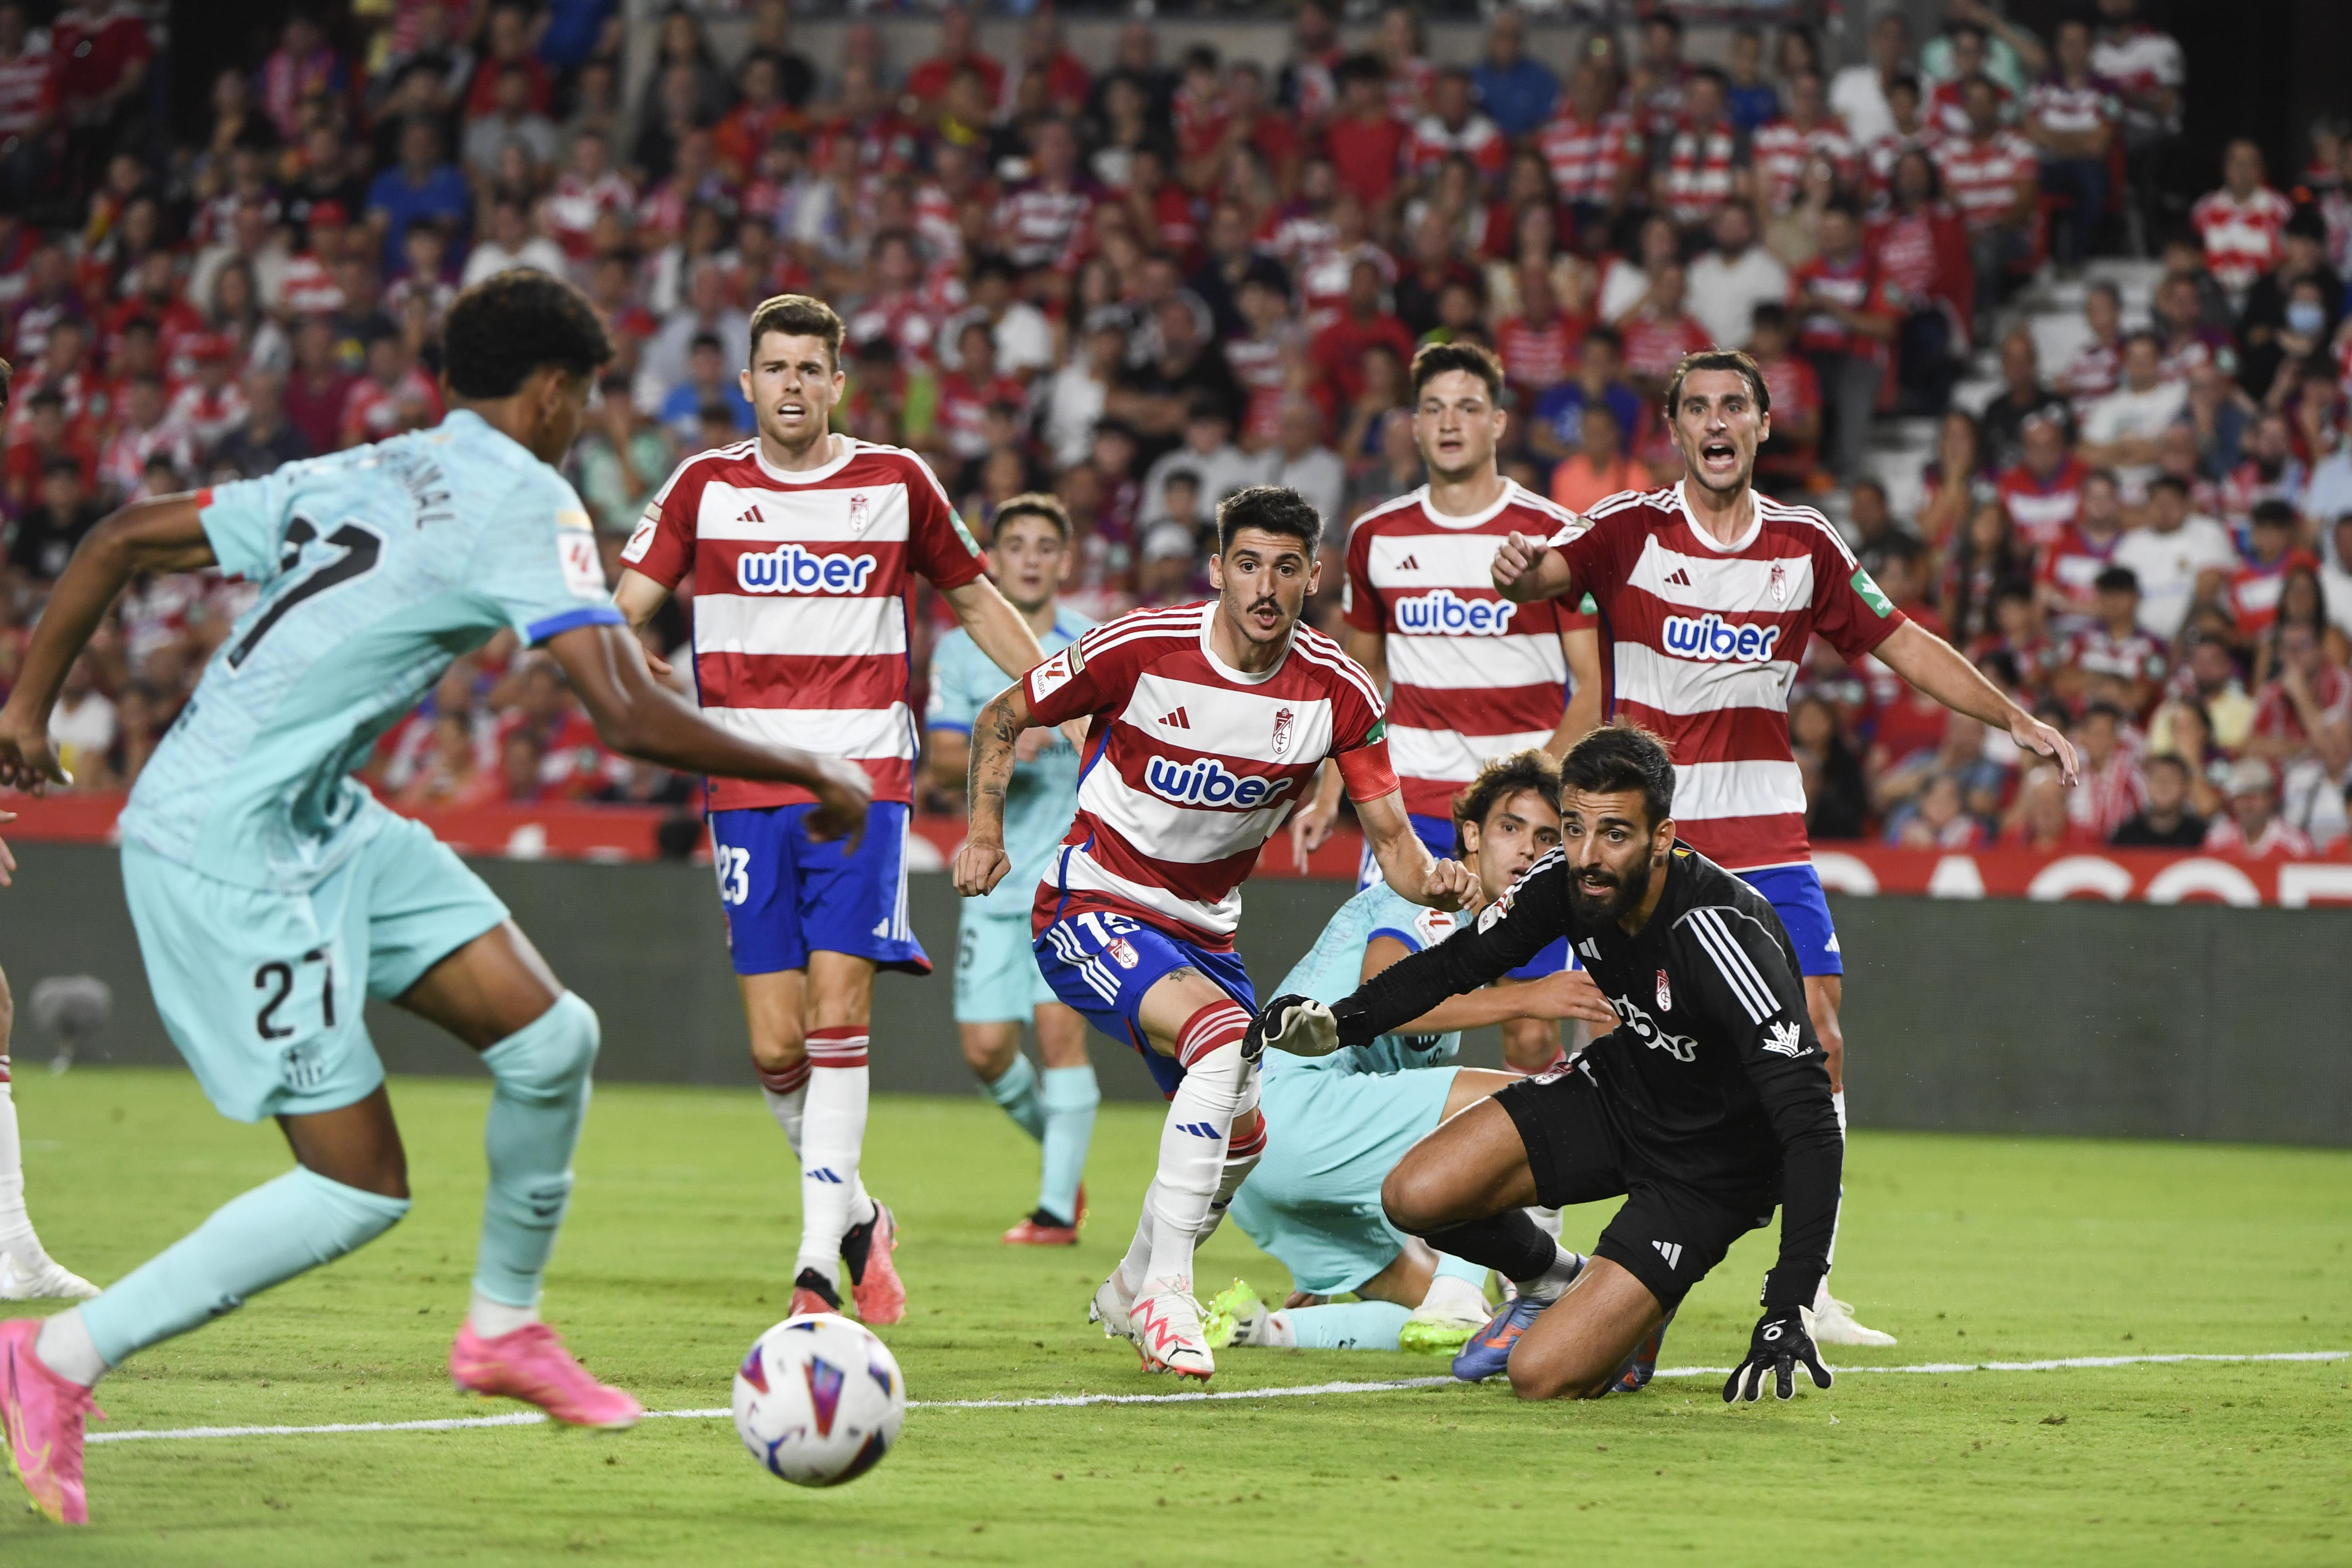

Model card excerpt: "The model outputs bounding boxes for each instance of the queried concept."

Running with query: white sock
[1194,1098,1265,1248]
[1513,1243,1586,1305]
[0,1070,33,1246]
[1118,1194,1156,1293]
[1253,1309,1299,1348]
[467,1290,539,1338]
[1817,1088,1848,1295]
[34,1307,106,1388]
[796,1029,870,1287]
[1144,1009,1252,1287]
[762,1057,877,1231]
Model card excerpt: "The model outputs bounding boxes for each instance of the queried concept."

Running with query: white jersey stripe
[1125,672,1335,763]
[1671,759,1808,821]
[1388,724,1559,783]
[1076,767,1302,864]
[1624,536,1819,612]
[692,594,908,658]
[1362,533,1516,586]
[1290,636,1384,715]
[1759,496,1858,568]
[1056,843,1242,937]
[1612,642,1798,716]
[1682,907,1775,1024]
[710,703,915,760]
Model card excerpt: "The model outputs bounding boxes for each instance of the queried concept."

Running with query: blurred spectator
[210,369,310,481]
[1827,12,1908,147]
[2192,139,2291,305]
[1687,204,1788,353]
[1260,400,1345,534]
[656,331,753,442]
[9,455,101,582]
[2114,475,2238,641]
[2111,751,2207,847]
[1792,203,1892,482]
[1979,327,2074,470]
[1790,693,1868,840]
[1548,401,1639,516]
[1470,8,1554,142]
[46,654,116,785]
[2023,19,2118,277]
[2247,620,2352,765]
[574,375,674,538]
[2078,334,2184,500]
[2205,758,2313,857]
[463,62,558,186]
[2281,720,2351,852]
[2061,281,2125,414]
[366,117,470,276]
[460,197,567,288]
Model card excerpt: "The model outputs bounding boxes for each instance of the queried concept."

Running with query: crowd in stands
[2,0,2348,858]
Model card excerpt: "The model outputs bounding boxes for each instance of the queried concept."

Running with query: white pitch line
[85,1351,2345,1446]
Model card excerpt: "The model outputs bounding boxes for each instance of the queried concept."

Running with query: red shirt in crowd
[1995,455,2090,553]
[1310,310,1415,406]
[1323,110,1408,206]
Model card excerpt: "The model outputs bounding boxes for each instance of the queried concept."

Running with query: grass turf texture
[0,1069,2344,1566]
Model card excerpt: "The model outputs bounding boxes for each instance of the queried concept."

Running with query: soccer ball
[731,1314,906,1487]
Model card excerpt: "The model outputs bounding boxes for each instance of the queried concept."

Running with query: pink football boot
[0,1318,101,1524]
[449,1321,642,1429]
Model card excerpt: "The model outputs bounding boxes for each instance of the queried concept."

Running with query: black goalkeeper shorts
[1495,1062,1777,1312]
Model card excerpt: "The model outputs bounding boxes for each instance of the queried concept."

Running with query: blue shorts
[1736,863,1843,978]
[709,801,929,977]
[122,810,509,1123]
[1229,1060,1459,1295]
[1033,909,1256,1098]
[953,910,1059,1024]
[1358,811,1573,981]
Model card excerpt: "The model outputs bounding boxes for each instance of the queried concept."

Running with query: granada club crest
[1271,706,1295,756]
[1769,562,1787,604]
[1107,937,1140,970]
[845,491,870,533]
[1655,968,1672,1011]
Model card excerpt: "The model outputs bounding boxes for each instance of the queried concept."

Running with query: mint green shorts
[122,813,509,1122]
[1227,1061,1459,1296]
[951,909,1058,1025]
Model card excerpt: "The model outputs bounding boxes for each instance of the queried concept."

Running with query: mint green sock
[1037,1064,1099,1225]
[80,1166,409,1366]
[983,1051,1044,1142]
[1435,1251,1490,1287]
[475,992,598,1308]
[1284,1300,1413,1350]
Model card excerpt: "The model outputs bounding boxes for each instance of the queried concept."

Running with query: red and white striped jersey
[1935,131,2036,233]
[1536,109,1641,208]
[1024,602,1390,948]
[0,40,56,138]
[1403,113,1507,182]
[1750,118,1858,212]
[2191,186,2293,295]
[1659,122,1739,228]
[990,179,1099,272]
[1549,483,1908,870]
[1345,482,1595,819]
[623,436,988,811]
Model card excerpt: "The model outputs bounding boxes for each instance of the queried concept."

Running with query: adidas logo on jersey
[1664,567,1693,587]
[1661,612,1784,664]
[736,541,879,595]
[1652,1240,1683,1270]
[1395,553,1421,571]
[1395,587,1519,636]
[737,504,767,526]
[1159,707,1193,729]
[1144,756,1296,810]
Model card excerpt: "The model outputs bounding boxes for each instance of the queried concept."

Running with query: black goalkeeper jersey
[1331,843,1844,1310]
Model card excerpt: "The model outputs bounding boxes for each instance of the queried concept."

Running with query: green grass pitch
[0,1067,2344,1565]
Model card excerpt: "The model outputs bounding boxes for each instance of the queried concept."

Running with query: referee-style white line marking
[82,1352,2346,1445]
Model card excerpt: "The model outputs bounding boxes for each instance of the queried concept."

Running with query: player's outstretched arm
[0,494,215,791]
[543,621,872,842]
[951,681,1033,898]
[943,577,1088,753]
[1490,529,1577,605]
[1876,620,2080,785]
[1357,788,1479,914]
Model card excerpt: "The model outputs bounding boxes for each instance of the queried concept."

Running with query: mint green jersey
[1272,884,1465,1077]
[923,608,1090,917]
[120,411,623,892]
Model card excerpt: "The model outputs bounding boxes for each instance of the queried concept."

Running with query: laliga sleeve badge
[1655,968,1672,1011]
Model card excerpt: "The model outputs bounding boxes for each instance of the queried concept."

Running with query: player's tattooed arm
[0,493,214,790]
[952,681,1034,897]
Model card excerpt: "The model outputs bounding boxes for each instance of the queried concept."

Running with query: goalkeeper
[1246,725,1843,1404]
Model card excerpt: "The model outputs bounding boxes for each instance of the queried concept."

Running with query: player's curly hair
[1215,484,1323,556]
[1561,724,1676,832]
[1450,748,1563,857]
[442,271,612,399]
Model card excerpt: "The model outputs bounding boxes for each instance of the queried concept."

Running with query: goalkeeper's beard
[1567,860,1653,925]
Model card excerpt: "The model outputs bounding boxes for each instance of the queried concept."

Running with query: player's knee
[959,1027,1015,1078]
[747,1013,808,1074]
[1380,1161,1442,1237]
[483,991,599,1104]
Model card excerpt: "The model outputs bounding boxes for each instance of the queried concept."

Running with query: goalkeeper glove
[1242,994,1340,1062]
[1722,1305,1833,1404]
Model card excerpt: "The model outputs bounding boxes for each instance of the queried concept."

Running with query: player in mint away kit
[1204,750,1617,1355]
[954,485,1479,1381]
[1248,726,1845,1403]
[615,295,1063,1326]
[1491,349,2081,1349]
[924,493,1098,1244]
[0,274,872,1527]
